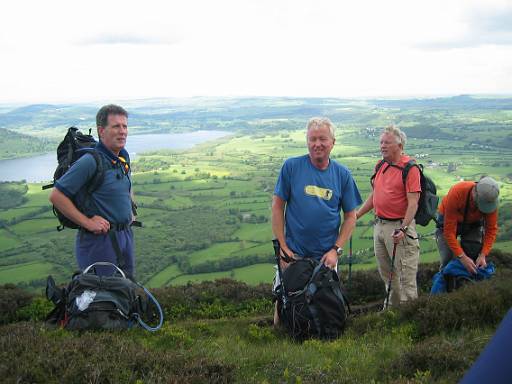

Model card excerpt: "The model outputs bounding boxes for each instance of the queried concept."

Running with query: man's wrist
[457,253,465,259]
[332,244,343,257]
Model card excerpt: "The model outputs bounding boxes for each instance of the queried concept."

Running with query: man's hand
[458,253,477,274]
[320,249,338,269]
[279,244,296,270]
[392,229,404,244]
[475,253,487,269]
[84,215,110,235]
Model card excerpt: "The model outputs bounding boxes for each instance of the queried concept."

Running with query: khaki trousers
[374,219,420,307]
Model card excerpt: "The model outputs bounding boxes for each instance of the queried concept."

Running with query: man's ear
[97,126,104,139]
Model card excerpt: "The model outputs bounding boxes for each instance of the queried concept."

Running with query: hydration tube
[134,282,164,332]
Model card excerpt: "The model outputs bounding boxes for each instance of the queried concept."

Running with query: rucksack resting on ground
[273,240,349,341]
[42,126,140,231]
[46,262,164,331]
[371,159,439,226]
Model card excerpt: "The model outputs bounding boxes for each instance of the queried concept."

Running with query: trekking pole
[272,239,287,306]
[383,239,399,310]
[348,236,353,289]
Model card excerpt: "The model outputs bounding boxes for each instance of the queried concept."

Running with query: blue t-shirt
[55,142,132,224]
[274,155,362,259]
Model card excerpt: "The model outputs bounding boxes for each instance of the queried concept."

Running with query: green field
[0,96,511,289]
[170,263,275,286]
[0,261,55,284]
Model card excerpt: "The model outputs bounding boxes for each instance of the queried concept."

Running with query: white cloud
[0,0,510,103]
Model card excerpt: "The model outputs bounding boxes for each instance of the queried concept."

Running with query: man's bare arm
[356,192,374,219]
[49,188,110,234]
[271,195,294,259]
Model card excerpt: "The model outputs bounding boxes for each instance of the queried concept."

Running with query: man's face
[380,132,402,161]
[307,125,335,164]
[98,114,128,154]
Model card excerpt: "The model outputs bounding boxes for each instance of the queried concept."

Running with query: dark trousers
[435,222,483,268]
[75,228,135,277]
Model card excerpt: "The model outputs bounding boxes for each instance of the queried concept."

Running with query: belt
[110,223,131,231]
[79,222,131,234]
[376,216,403,222]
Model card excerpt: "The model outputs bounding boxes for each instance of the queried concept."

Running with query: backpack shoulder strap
[84,149,107,194]
[370,159,388,187]
[401,160,423,186]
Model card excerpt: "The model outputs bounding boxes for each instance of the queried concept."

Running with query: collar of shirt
[96,140,130,166]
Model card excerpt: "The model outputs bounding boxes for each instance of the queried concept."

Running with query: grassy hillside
[0,96,511,290]
[1,250,512,383]
[0,128,55,160]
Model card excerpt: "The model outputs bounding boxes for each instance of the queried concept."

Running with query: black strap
[108,230,125,271]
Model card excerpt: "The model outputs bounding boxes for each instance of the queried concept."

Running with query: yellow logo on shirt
[304,185,333,200]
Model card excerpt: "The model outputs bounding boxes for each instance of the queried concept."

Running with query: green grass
[170,270,231,285]
[495,241,512,253]
[1,101,511,290]
[0,261,55,284]
[232,263,274,284]
[170,263,275,286]
[0,229,21,252]
[146,264,183,288]
[188,242,259,266]
[10,218,57,235]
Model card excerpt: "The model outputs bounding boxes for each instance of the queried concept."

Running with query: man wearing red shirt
[436,177,499,274]
[357,125,421,307]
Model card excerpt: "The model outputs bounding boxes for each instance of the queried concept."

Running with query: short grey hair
[307,117,335,139]
[382,125,406,147]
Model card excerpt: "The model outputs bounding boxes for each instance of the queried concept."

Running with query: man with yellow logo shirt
[272,117,362,269]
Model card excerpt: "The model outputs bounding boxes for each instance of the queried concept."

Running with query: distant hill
[370,95,512,109]
[0,128,56,160]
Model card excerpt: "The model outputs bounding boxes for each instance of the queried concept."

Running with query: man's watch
[332,245,343,257]
[399,225,408,233]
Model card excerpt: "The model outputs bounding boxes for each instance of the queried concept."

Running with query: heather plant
[0,322,234,384]
[0,284,33,325]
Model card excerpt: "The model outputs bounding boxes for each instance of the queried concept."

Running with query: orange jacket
[438,181,498,257]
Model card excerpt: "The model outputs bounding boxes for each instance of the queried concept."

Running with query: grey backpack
[46,262,163,332]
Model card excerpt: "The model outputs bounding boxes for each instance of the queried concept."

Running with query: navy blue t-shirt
[55,142,132,224]
[274,155,362,259]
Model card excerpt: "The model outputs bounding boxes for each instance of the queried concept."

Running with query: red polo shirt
[372,155,421,219]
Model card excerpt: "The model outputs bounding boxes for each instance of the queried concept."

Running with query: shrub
[153,279,273,320]
[0,322,234,384]
[382,333,488,382]
[0,284,33,325]
[398,272,512,339]
[15,296,54,322]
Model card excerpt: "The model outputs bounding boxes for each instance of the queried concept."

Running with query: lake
[0,131,230,182]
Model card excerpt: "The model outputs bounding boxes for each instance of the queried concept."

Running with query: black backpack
[42,127,106,231]
[45,262,163,332]
[371,159,439,226]
[274,254,349,341]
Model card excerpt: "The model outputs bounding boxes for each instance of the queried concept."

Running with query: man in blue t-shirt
[49,104,136,277]
[272,117,361,325]
[272,117,362,268]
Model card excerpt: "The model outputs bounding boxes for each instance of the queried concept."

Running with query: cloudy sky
[0,0,511,103]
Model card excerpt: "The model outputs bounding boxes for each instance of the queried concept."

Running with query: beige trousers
[374,219,420,307]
